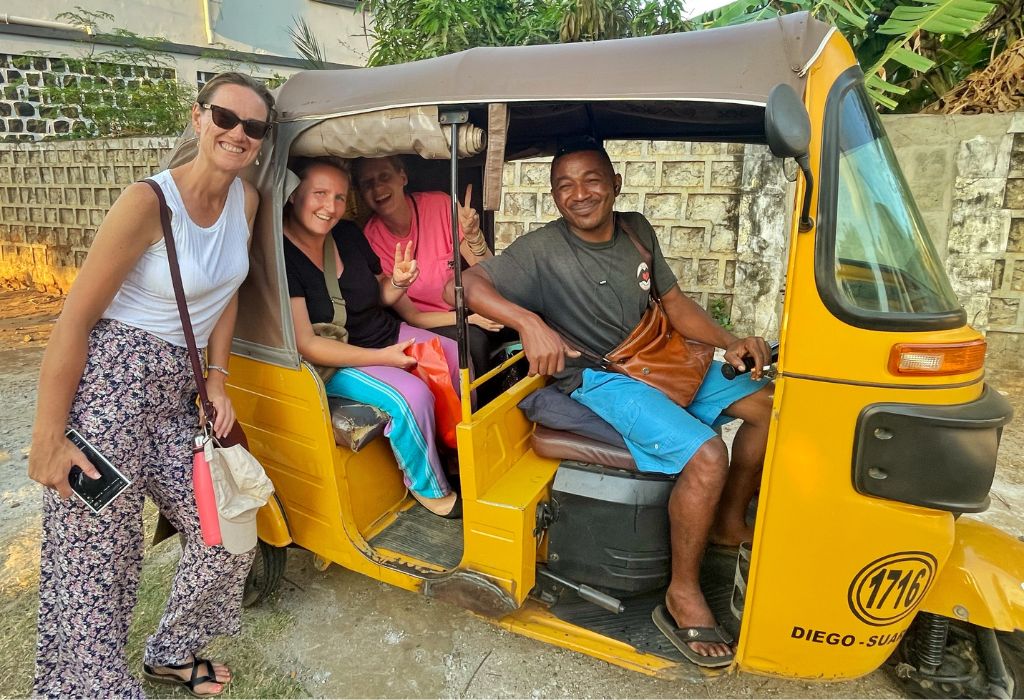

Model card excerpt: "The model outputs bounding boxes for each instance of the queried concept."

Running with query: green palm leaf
[877,0,995,35]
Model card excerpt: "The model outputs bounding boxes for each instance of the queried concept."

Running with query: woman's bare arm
[290,298,414,369]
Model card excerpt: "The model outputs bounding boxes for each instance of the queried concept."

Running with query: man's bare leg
[664,437,732,659]
[710,384,774,547]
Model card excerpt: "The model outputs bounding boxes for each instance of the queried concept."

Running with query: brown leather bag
[569,217,714,407]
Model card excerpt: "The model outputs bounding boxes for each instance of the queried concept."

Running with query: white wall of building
[2,0,371,68]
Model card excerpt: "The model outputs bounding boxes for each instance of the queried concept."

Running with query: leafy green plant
[8,7,196,138]
[289,16,329,70]
[360,0,696,67]
[691,0,1005,111]
[708,296,734,330]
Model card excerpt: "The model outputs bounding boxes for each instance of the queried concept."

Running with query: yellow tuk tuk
[165,12,1023,694]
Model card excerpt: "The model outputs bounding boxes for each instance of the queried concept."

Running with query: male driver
[459,141,774,667]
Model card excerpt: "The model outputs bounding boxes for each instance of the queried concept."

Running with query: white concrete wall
[2,0,370,67]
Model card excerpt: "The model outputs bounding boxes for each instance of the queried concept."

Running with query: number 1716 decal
[847,551,938,626]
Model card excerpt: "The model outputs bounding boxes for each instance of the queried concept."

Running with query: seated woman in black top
[283,158,460,518]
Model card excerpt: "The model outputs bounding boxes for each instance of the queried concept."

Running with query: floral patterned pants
[34,320,255,699]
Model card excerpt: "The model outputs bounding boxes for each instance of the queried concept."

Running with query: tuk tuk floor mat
[368,504,464,570]
[547,549,739,662]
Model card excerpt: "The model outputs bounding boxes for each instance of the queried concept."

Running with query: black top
[284,220,401,349]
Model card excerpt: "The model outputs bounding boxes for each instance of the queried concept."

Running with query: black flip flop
[143,657,229,698]
[440,493,462,519]
[652,604,735,669]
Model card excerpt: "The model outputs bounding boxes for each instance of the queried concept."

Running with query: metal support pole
[439,109,470,373]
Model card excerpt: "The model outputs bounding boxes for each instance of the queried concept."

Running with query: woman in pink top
[355,156,510,377]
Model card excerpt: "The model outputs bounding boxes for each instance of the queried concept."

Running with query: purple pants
[324,324,458,498]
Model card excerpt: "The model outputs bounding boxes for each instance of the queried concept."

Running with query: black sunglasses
[200,102,272,140]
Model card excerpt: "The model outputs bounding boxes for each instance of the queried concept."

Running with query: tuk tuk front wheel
[243,539,287,607]
[891,614,1022,698]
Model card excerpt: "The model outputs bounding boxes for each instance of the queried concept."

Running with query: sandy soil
[0,287,1021,698]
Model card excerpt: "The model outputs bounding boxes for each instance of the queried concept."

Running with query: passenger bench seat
[530,425,637,471]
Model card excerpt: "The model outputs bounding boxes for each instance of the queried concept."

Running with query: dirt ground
[0,287,1021,698]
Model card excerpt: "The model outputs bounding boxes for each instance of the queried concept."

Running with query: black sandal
[143,657,229,698]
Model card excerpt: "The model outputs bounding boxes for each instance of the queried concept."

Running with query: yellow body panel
[255,496,292,548]
[736,376,983,678]
[458,374,552,603]
[920,518,1024,631]
[227,355,423,589]
[499,600,695,680]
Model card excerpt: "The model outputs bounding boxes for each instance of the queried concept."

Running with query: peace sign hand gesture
[392,240,419,289]
[457,184,481,241]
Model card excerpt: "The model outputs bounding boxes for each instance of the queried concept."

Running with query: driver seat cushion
[531,425,637,472]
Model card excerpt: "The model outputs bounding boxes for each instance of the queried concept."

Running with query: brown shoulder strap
[616,214,661,303]
[142,178,215,422]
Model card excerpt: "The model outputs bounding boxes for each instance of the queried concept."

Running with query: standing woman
[28,72,274,698]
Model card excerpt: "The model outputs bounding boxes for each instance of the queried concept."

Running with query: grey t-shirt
[478,211,677,391]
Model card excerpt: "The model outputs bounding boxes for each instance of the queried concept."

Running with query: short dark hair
[551,136,615,181]
[196,72,276,122]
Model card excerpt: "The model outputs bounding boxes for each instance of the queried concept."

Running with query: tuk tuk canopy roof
[275,13,834,122]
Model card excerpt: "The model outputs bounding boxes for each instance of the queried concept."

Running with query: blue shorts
[570,363,769,475]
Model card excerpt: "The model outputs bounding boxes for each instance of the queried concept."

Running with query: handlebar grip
[721,342,780,380]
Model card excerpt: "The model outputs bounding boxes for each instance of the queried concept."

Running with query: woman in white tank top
[28,73,274,699]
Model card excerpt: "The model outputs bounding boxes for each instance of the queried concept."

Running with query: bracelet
[207,365,230,377]
[390,277,410,290]
[467,239,489,257]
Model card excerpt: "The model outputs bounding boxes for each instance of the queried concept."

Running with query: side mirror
[765,83,815,232]
[765,84,811,159]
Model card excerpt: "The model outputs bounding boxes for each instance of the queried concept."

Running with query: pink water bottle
[193,434,222,547]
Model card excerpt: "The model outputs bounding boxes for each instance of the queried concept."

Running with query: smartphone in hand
[65,428,132,514]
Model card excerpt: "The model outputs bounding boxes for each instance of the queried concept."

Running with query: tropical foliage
[690,0,1007,111]
[360,0,690,66]
[359,0,1015,112]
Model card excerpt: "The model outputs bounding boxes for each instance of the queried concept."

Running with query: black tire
[890,618,1023,698]
[243,539,287,607]
[1001,631,1024,698]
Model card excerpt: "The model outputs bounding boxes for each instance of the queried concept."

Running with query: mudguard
[256,494,292,548]
[920,517,1024,631]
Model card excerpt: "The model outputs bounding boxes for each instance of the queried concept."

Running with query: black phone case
[66,429,131,514]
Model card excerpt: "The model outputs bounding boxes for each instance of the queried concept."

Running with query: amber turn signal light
[888,340,987,376]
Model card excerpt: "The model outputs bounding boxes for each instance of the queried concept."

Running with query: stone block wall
[989,123,1024,370]
[1,52,179,141]
[0,137,175,291]
[496,140,787,335]
[887,113,1023,370]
